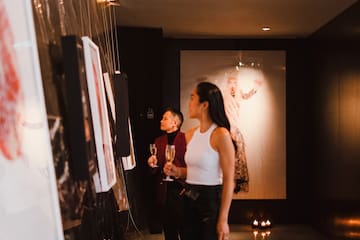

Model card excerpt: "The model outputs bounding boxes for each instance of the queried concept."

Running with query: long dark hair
[196,82,231,132]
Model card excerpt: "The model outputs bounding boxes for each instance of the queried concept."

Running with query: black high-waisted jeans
[182,184,222,240]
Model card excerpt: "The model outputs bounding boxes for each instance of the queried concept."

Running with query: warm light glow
[261,221,266,227]
[253,230,258,237]
[266,220,271,226]
[253,220,259,226]
[334,217,360,227]
[344,231,360,238]
[262,27,271,31]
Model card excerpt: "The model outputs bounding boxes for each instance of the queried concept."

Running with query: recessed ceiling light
[262,27,271,31]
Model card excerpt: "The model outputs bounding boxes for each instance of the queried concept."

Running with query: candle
[266,220,271,227]
[261,221,266,227]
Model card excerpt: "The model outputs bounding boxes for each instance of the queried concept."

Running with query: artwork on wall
[48,115,88,228]
[102,72,129,211]
[61,35,97,181]
[103,72,116,122]
[82,36,116,192]
[181,50,286,200]
[122,118,136,170]
[0,0,64,239]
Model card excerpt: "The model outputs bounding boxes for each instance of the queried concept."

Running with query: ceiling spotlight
[262,27,271,31]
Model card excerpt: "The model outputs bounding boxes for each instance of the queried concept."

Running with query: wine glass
[163,144,175,181]
[149,144,158,167]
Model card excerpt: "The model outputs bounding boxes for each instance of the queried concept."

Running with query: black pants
[182,184,222,240]
[163,181,185,240]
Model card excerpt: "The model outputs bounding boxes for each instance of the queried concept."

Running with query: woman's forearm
[218,176,234,222]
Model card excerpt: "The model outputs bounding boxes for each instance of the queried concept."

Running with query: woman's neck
[199,117,213,133]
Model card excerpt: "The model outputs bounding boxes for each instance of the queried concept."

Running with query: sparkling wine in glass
[149,144,158,167]
[163,144,175,181]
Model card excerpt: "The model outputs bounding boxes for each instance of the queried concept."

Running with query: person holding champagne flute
[164,82,235,240]
[147,108,186,240]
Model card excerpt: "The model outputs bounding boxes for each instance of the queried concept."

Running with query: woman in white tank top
[164,82,235,240]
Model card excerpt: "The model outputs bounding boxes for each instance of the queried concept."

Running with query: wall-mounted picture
[103,72,116,122]
[82,36,116,192]
[0,0,64,239]
[181,50,286,200]
[61,35,97,181]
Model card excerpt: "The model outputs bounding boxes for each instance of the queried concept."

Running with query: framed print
[103,72,116,122]
[82,36,116,192]
[0,0,63,239]
[181,50,286,200]
[121,118,136,170]
[61,35,97,181]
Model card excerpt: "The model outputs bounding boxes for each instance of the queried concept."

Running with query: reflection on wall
[181,50,286,199]
[320,69,360,199]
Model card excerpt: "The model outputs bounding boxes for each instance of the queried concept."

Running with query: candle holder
[251,219,272,228]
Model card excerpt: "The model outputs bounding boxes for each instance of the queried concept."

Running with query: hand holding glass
[163,145,175,181]
[149,144,158,167]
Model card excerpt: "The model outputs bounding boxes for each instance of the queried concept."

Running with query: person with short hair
[147,107,186,240]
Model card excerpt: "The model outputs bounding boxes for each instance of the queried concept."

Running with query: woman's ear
[201,101,209,111]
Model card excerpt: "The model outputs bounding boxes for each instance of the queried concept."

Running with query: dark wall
[311,1,360,40]
[308,2,360,238]
[307,42,360,237]
[117,27,164,231]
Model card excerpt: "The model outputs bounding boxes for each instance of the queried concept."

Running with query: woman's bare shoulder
[213,126,231,137]
[211,127,233,152]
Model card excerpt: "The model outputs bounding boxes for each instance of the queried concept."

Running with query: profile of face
[160,111,178,133]
[188,88,203,119]
[227,77,238,97]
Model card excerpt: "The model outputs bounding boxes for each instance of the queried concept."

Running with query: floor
[124,224,329,240]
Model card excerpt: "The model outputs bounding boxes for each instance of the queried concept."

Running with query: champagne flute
[163,144,175,181]
[149,144,158,167]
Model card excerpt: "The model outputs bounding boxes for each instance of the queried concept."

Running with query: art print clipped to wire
[82,36,116,193]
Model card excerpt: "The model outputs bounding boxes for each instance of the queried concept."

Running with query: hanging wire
[112,4,121,72]
[109,4,116,74]
[101,5,111,74]
[87,0,92,38]
[79,0,84,36]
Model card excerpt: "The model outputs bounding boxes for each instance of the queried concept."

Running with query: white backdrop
[180,50,286,199]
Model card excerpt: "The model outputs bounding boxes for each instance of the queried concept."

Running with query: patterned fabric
[224,93,250,192]
[231,127,249,192]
